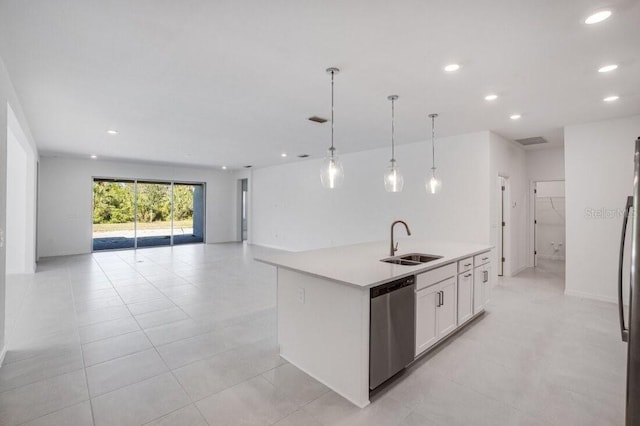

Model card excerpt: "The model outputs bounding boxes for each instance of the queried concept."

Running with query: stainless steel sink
[398,253,442,263]
[381,253,442,266]
[381,258,421,266]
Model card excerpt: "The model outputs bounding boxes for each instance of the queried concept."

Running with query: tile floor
[0,245,626,425]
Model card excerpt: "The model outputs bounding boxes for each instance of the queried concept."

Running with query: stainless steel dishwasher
[369,275,416,390]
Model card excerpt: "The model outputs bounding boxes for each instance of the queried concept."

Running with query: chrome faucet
[390,220,412,256]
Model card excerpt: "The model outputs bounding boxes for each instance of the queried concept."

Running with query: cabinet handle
[436,290,443,307]
[464,273,472,278]
[482,257,489,261]
[440,291,444,306]
[483,270,488,283]
[464,263,472,267]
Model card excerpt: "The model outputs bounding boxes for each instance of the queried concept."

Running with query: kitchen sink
[381,253,442,266]
[398,253,442,263]
[381,258,421,266]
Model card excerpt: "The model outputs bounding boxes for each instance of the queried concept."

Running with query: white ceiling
[1,0,639,168]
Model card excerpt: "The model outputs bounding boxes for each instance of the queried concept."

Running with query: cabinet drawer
[416,263,457,290]
[474,252,491,267]
[457,257,473,273]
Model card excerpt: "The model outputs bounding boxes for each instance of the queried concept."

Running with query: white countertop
[255,239,493,288]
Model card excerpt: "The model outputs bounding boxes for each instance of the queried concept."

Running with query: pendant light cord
[431,114,436,171]
[391,98,395,161]
[330,70,335,157]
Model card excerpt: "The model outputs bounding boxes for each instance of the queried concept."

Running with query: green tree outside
[93,181,195,224]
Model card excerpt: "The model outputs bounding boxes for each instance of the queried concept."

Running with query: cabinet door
[437,277,457,338]
[473,266,485,313]
[482,264,492,305]
[415,286,438,356]
[457,271,473,324]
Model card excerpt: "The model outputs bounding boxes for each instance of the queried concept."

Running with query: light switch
[0,227,4,248]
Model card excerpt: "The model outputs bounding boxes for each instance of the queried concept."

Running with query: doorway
[497,176,509,277]
[92,178,205,251]
[240,179,248,241]
[533,181,565,276]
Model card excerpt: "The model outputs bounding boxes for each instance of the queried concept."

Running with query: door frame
[91,176,206,251]
[530,179,566,267]
[497,175,510,277]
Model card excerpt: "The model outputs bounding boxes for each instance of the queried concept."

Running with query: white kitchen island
[255,239,493,408]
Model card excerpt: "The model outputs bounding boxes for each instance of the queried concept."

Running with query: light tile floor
[0,244,626,425]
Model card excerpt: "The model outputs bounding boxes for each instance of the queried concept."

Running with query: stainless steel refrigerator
[619,136,640,425]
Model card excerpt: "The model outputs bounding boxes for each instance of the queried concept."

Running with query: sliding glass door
[136,182,172,248]
[173,183,205,245]
[92,179,136,250]
[92,178,205,251]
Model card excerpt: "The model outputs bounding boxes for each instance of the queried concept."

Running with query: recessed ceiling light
[598,64,618,73]
[90,155,97,159]
[221,166,227,170]
[484,94,498,101]
[444,64,460,72]
[603,95,619,102]
[281,153,287,158]
[585,10,612,24]
[106,129,119,135]
[510,114,522,120]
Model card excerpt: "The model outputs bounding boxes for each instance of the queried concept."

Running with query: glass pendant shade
[427,113,442,195]
[427,169,442,194]
[320,150,344,189]
[384,160,404,192]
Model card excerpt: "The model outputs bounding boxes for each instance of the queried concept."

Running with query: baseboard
[564,289,617,304]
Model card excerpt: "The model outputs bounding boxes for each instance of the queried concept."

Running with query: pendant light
[320,67,344,189]
[384,95,403,192]
[427,113,442,194]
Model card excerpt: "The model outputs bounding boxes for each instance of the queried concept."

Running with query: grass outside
[93,220,193,232]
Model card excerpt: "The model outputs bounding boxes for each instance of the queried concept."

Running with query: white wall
[565,115,640,302]
[489,132,528,275]
[0,55,39,362]
[38,157,237,257]
[251,131,491,252]
[6,107,37,273]
[527,147,565,182]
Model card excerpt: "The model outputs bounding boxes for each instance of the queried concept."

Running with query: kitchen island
[255,239,493,407]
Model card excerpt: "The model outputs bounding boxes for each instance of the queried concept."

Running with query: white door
[473,266,485,313]
[482,264,492,305]
[437,277,457,338]
[415,286,439,356]
[457,272,473,324]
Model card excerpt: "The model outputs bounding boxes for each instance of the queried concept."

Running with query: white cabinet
[415,284,439,355]
[457,269,474,325]
[473,262,491,314]
[438,277,457,337]
[415,276,457,356]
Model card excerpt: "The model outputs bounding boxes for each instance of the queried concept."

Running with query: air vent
[243,165,252,168]
[308,116,328,123]
[515,137,548,146]
[298,154,309,158]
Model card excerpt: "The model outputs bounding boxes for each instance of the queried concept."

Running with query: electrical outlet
[297,288,305,304]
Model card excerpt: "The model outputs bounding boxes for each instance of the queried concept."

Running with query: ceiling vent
[308,116,328,123]
[243,165,252,168]
[297,154,309,158]
[515,137,548,146]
